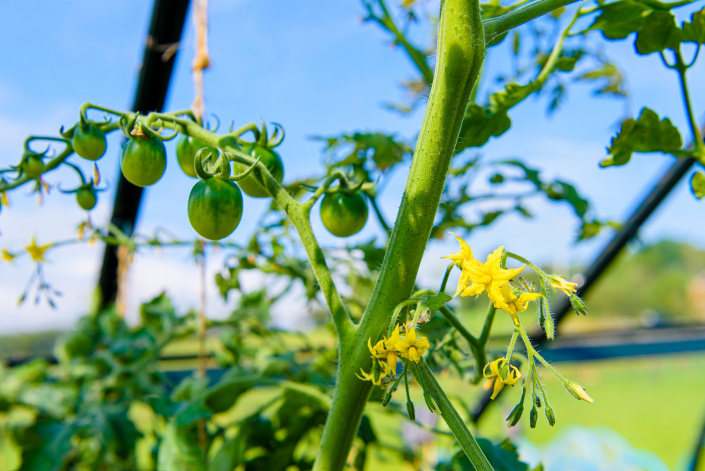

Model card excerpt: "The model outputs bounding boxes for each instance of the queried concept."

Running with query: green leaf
[425,292,452,310]
[602,108,682,167]
[0,429,21,471]
[203,375,259,413]
[691,172,705,199]
[682,8,705,44]
[456,83,534,152]
[157,421,206,471]
[635,11,681,55]
[589,1,651,40]
[457,105,511,150]
[477,438,532,471]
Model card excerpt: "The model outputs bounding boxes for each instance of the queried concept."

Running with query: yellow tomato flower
[442,232,475,266]
[356,360,392,387]
[1,191,9,207]
[499,284,542,324]
[24,236,53,263]
[395,328,430,363]
[2,249,17,263]
[369,325,402,373]
[548,275,577,297]
[483,358,521,400]
[456,245,525,311]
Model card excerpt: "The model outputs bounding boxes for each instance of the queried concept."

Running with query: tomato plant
[187,177,243,240]
[320,191,368,237]
[120,135,167,187]
[2,0,705,470]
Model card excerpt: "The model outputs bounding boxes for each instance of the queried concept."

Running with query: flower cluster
[442,233,593,428]
[358,325,430,387]
[443,233,541,324]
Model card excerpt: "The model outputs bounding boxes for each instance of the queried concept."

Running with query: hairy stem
[314,0,486,468]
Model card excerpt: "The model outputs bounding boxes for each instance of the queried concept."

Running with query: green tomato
[23,155,45,178]
[76,188,97,211]
[234,145,284,198]
[72,123,107,161]
[320,192,368,237]
[188,177,243,240]
[176,135,216,178]
[120,136,166,187]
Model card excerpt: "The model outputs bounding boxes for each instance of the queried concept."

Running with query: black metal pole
[471,156,697,422]
[97,0,191,308]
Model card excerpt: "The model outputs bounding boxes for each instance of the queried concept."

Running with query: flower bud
[545,404,556,426]
[570,294,589,316]
[565,381,594,403]
[535,395,542,408]
[406,399,416,421]
[529,406,538,428]
[506,402,524,427]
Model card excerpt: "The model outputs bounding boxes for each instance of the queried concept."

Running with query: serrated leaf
[456,83,534,152]
[457,105,511,150]
[602,108,682,167]
[682,8,705,44]
[691,172,705,199]
[589,1,651,40]
[635,11,681,54]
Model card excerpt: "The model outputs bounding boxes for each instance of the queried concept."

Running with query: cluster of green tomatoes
[16,113,369,241]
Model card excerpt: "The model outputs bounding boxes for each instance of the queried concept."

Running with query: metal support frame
[97,0,191,308]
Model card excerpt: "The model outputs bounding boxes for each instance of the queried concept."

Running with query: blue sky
[1,0,704,333]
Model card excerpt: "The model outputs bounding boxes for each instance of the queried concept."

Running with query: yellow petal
[490,378,505,399]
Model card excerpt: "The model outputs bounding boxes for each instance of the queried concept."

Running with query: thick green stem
[313,0,485,468]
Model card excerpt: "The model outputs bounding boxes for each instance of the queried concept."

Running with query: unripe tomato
[234,145,284,198]
[72,124,107,161]
[120,136,166,187]
[76,188,97,211]
[188,177,243,240]
[176,135,216,178]
[23,155,45,178]
[320,192,368,237]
